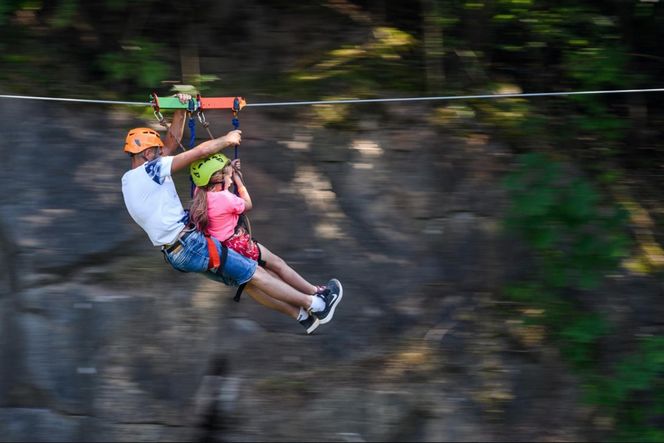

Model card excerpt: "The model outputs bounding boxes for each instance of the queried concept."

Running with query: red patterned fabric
[222,227,260,261]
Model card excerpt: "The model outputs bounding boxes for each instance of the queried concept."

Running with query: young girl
[189,153,341,333]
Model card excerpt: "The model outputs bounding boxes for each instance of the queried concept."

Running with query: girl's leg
[244,285,299,319]
[247,266,315,310]
[258,244,317,295]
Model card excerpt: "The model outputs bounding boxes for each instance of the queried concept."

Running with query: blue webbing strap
[188,115,196,197]
[188,116,196,149]
[232,98,240,196]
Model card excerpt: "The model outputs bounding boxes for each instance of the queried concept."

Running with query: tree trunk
[422,0,445,93]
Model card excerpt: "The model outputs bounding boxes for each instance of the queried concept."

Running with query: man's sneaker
[312,278,343,324]
[299,315,320,334]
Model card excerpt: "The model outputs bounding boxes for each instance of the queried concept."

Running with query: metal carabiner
[197,110,207,125]
[154,110,165,124]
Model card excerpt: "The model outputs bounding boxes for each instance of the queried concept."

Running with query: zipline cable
[1,87,664,108]
[0,95,149,106]
[247,88,664,107]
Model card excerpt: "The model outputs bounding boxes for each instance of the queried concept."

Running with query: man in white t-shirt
[120,94,342,333]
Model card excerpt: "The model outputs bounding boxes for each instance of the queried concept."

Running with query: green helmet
[190,153,230,187]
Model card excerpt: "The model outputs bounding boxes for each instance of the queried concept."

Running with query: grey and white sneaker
[299,315,320,334]
[312,278,343,324]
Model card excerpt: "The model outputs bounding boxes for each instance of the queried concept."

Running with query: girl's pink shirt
[205,189,246,241]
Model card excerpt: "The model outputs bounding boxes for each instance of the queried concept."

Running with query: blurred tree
[421,0,444,93]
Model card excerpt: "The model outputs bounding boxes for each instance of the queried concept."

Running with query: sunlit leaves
[291,25,417,93]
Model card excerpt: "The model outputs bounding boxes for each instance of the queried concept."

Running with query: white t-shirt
[121,156,187,246]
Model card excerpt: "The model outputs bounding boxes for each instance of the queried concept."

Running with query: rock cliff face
[1,100,588,442]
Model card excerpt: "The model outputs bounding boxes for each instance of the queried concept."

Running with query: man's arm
[161,93,192,156]
[162,109,187,156]
[171,130,242,174]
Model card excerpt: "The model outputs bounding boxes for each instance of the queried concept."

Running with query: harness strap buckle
[206,236,220,270]
[206,236,228,273]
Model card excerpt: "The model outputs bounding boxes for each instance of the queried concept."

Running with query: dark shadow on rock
[0,217,18,295]
[0,217,20,407]
[194,354,229,443]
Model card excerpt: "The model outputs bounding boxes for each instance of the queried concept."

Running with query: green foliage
[436,0,639,156]
[288,26,421,101]
[475,96,538,145]
[505,153,630,291]
[557,314,608,370]
[504,281,546,304]
[51,0,77,28]
[0,1,176,98]
[584,337,664,442]
[503,154,628,365]
[565,46,628,89]
[98,41,171,89]
[0,0,32,25]
[504,152,664,438]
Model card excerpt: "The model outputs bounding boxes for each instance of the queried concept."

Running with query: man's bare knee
[248,266,268,286]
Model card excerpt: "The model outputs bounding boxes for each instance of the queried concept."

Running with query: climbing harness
[206,236,227,272]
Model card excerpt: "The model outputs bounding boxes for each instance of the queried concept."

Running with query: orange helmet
[124,127,164,154]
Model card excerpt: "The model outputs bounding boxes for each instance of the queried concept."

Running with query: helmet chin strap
[208,180,225,192]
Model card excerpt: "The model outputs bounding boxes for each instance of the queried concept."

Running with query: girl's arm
[233,174,253,211]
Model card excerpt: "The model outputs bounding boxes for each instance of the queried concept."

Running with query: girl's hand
[231,159,244,181]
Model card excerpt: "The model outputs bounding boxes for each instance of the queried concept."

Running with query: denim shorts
[164,229,257,287]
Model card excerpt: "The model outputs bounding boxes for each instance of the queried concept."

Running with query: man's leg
[244,285,299,319]
[217,245,340,326]
[246,266,315,310]
[207,242,313,309]
[244,285,320,334]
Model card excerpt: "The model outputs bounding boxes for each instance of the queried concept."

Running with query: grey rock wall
[0,100,586,442]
